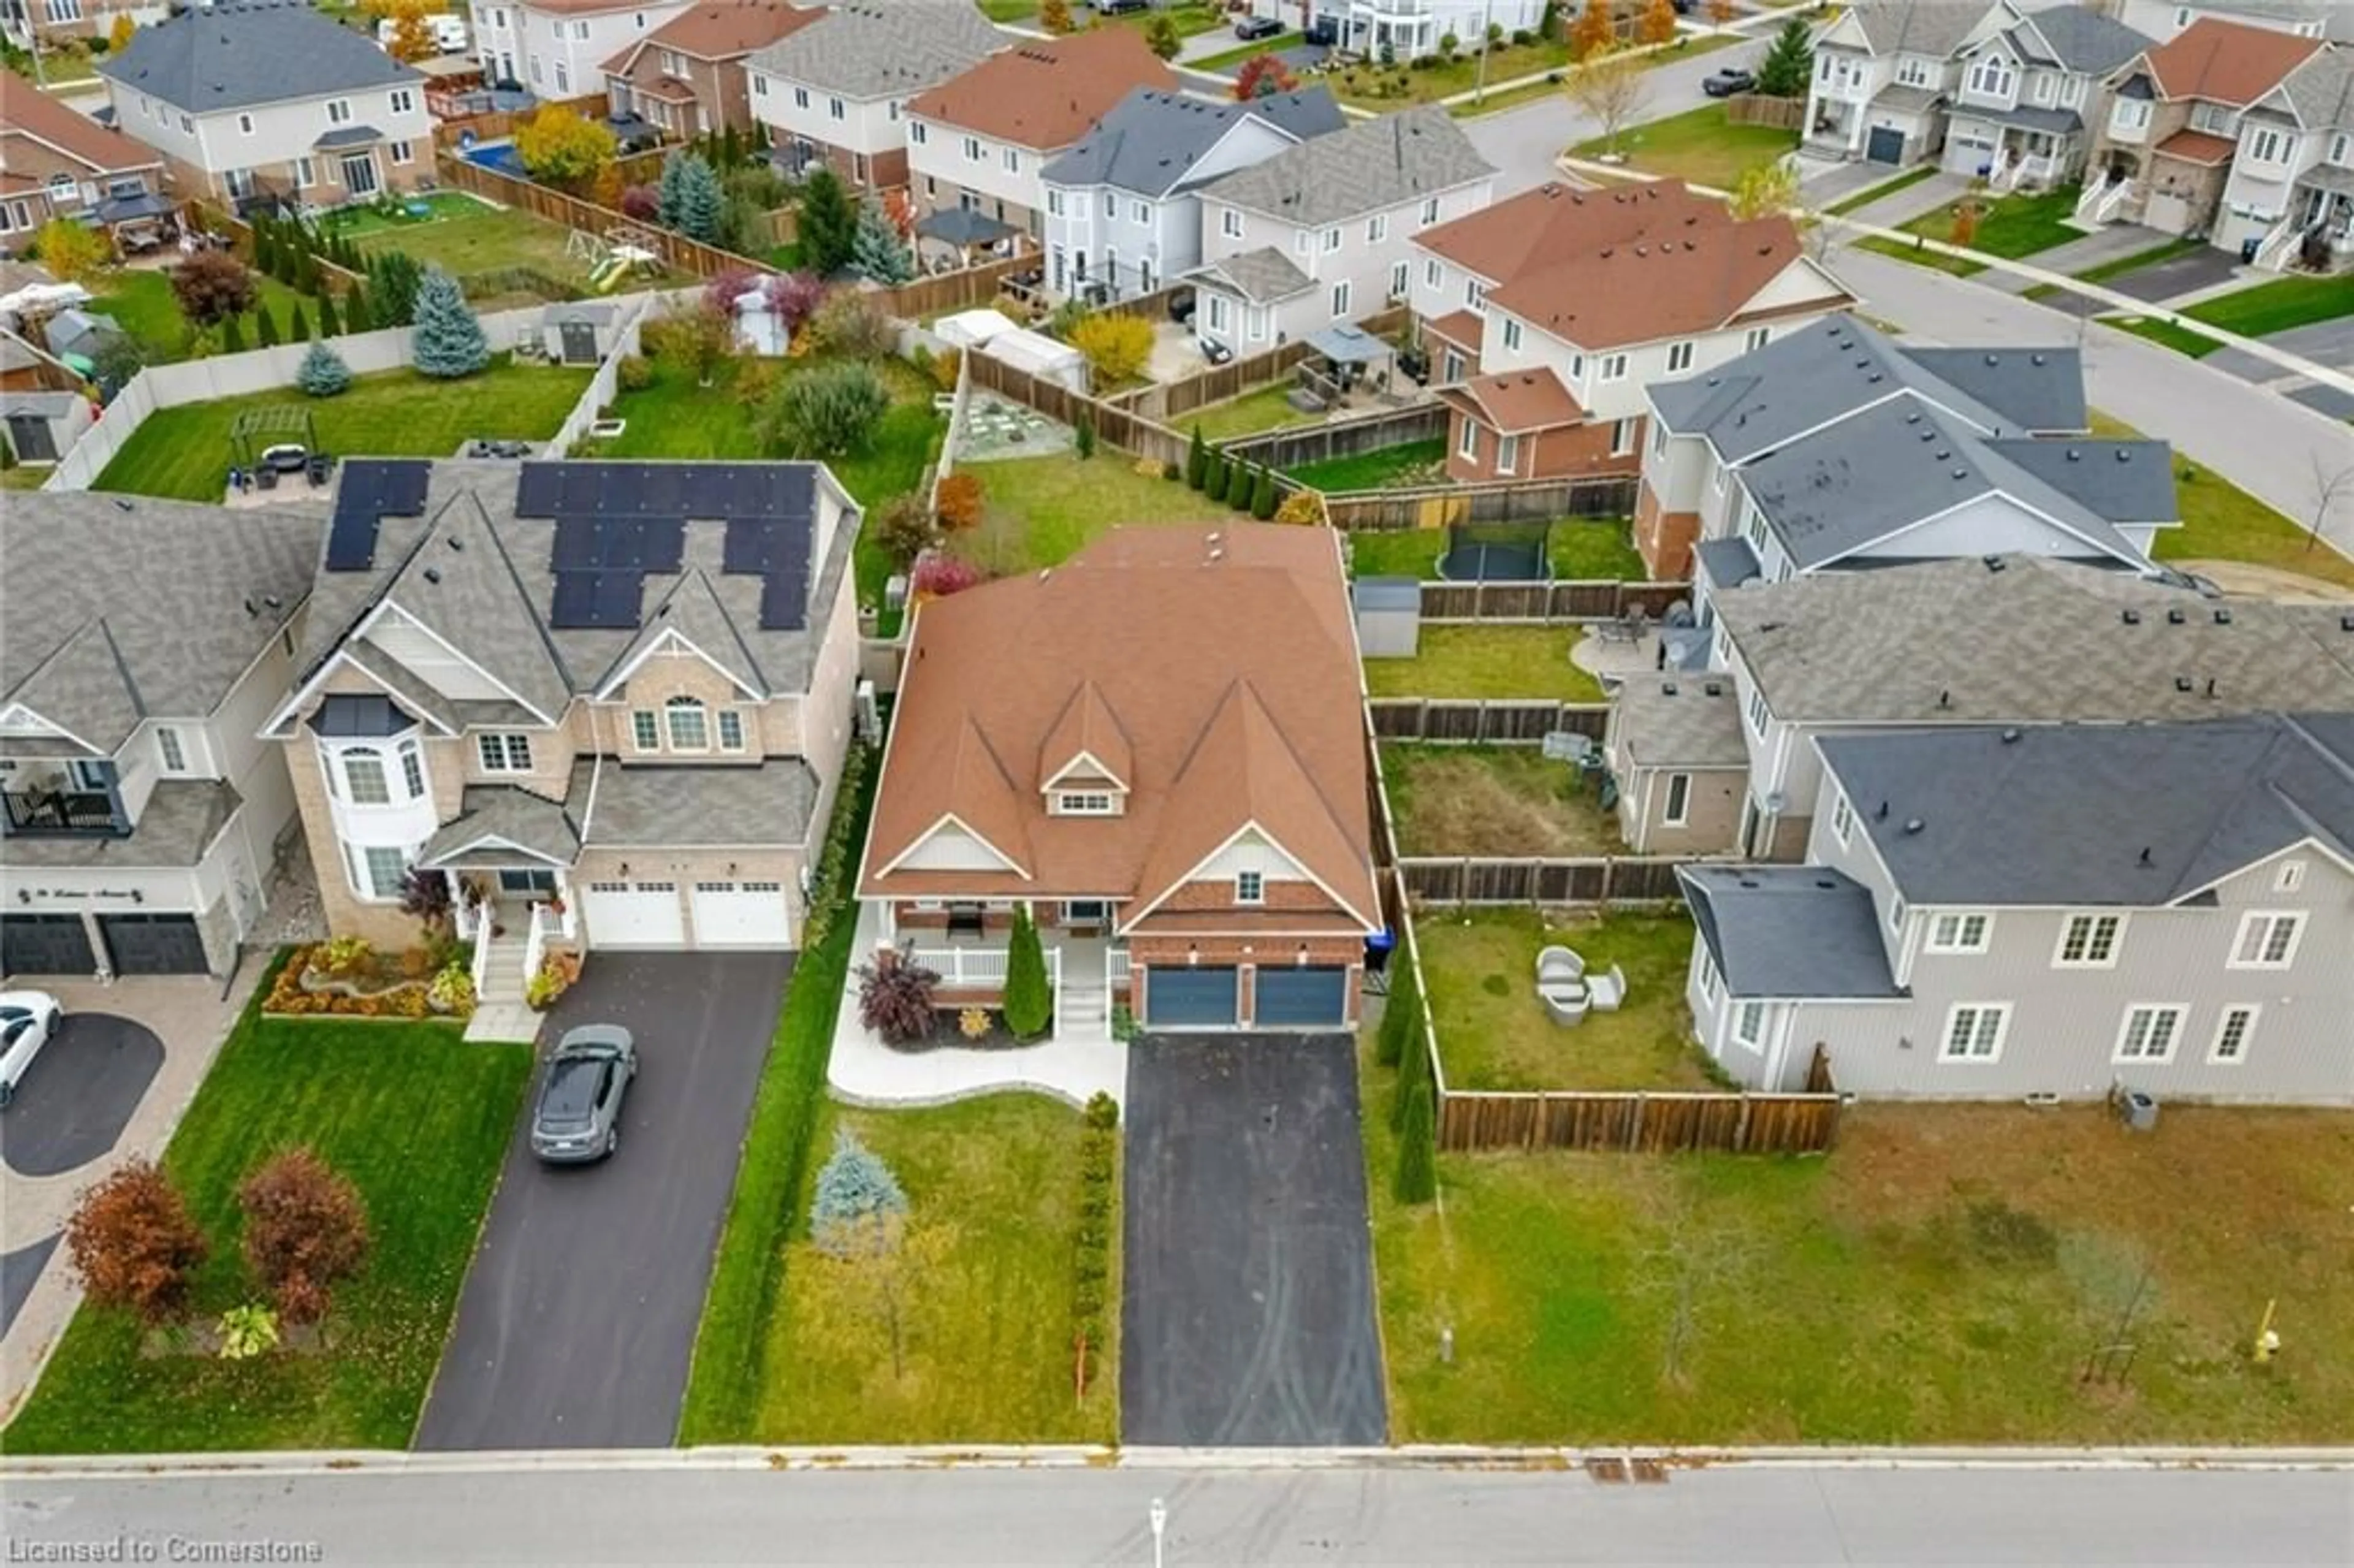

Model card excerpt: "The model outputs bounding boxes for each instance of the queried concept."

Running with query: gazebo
[913,207,1022,273]
[227,405,324,489]
[1295,322,1400,411]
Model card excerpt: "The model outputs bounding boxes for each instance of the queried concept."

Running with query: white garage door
[582,880,685,948]
[690,881,793,948]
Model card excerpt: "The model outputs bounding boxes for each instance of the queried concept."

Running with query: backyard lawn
[93,357,594,501]
[1348,517,1644,580]
[2093,411,2354,592]
[86,267,330,363]
[1382,744,1620,859]
[1359,1039,2354,1444]
[2,992,531,1453]
[1898,184,2082,260]
[745,1094,1119,1444]
[1286,437,1447,492]
[1361,626,1605,702]
[1412,907,1712,1091]
[337,192,652,301]
[1190,381,1322,441]
[953,450,1231,574]
[1574,105,1796,192]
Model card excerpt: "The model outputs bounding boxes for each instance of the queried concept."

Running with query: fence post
[1627,1092,1647,1152]
[1733,1093,1753,1153]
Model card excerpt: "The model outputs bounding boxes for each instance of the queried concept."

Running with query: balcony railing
[2,788,128,837]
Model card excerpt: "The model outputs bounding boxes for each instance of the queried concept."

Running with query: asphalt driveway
[1120,1032,1387,1448]
[1,1014,166,1179]
[415,953,793,1451]
[2103,244,2242,305]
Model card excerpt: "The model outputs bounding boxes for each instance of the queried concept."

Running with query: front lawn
[2091,411,2354,592]
[1347,517,1643,580]
[1361,625,1605,702]
[1821,164,1939,218]
[94,357,594,501]
[1411,907,1711,1092]
[1574,105,1796,192]
[1330,39,1575,109]
[1192,31,1305,71]
[746,1094,1119,1444]
[1899,184,2082,260]
[1382,743,1621,859]
[1107,0,1225,37]
[953,450,1231,574]
[2180,270,2354,339]
[1359,1045,2354,1444]
[1854,232,1987,277]
[86,268,330,363]
[2,992,531,1453]
[2103,313,2220,357]
[1286,437,1447,492]
[1190,381,1322,441]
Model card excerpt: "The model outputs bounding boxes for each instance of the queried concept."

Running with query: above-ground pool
[1438,528,1548,581]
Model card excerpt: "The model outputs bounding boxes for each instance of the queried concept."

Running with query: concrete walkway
[826,902,1128,1110]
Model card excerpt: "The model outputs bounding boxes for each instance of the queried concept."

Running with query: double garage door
[1,913,208,976]
[1142,965,1348,1029]
[579,880,791,950]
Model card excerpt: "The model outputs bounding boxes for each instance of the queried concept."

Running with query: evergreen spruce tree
[1001,906,1053,1040]
[848,194,914,284]
[809,1128,908,1258]
[220,314,245,353]
[1225,457,1254,510]
[1393,1078,1436,1205]
[253,224,277,278]
[288,300,311,342]
[657,151,690,230]
[1756,16,1813,97]
[1376,956,1419,1068]
[366,251,422,326]
[1186,424,1208,489]
[254,305,280,348]
[1203,446,1228,499]
[1251,463,1277,519]
[296,339,352,397]
[409,267,489,378]
[1392,997,1431,1131]
[796,167,857,275]
[676,155,725,243]
[324,286,352,335]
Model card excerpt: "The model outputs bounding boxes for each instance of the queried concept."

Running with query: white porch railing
[906,946,1061,990]
[1989,148,2021,192]
[2255,211,2304,272]
[2095,176,2138,223]
[1105,945,1130,995]
[2074,171,2121,223]
[470,916,492,1000]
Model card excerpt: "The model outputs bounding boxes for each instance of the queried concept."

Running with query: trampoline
[1438,519,1548,581]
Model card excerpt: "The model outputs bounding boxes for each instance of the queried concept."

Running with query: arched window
[666,695,709,751]
[342,747,390,805]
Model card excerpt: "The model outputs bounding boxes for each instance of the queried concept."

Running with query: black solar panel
[325,459,430,572]
[549,571,600,628]
[526,461,815,633]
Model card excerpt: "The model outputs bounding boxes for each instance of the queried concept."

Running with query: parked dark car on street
[1234,13,1284,39]
[1701,67,1756,97]
[1092,0,1148,13]
[530,1025,638,1163]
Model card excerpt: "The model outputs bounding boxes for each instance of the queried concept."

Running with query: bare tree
[2308,455,2354,558]
[1564,45,1652,159]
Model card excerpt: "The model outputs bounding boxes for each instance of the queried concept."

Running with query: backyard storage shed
[1353,576,1421,658]
[935,308,1020,349]
[1,390,93,466]
[540,303,619,365]
[980,326,1088,394]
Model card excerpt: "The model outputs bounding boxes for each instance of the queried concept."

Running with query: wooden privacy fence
[1399,855,1696,907]
[1223,402,1447,473]
[1725,93,1808,131]
[871,252,1035,322]
[965,348,1190,470]
[1113,303,1413,425]
[435,153,770,280]
[1417,578,1689,622]
[431,93,609,151]
[1369,698,1609,744]
[1438,1079,1841,1155]
[1324,473,1639,531]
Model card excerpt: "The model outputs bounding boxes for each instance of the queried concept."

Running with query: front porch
[443,865,577,1044]
[1951,116,2079,194]
[2256,174,2354,274]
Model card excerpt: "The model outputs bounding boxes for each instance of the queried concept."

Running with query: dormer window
[666,696,709,751]
[1236,870,1264,904]
[1055,791,1119,816]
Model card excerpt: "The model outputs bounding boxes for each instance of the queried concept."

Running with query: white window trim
[1923,911,1992,956]
[1829,790,1853,847]
[1458,417,1479,459]
[1732,999,1767,1051]
[717,710,746,753]
[155,726,188,775]
[2228,910,2304,970]
[1666,340,1693,373]
[1234,870,1265,905]
[476,733,533,773]
[1054,791,1118,816]
[1939,1002,2010,1062]
[1662,772,1691,827]
[2272,860,2306,893]
[665,698,709,753]
[2206,1004,2258,1065]
[2052,911,2125,969]
[2112,1003,2187,1064]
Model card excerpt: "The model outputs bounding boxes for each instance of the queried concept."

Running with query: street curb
[10,1443,2354,1480]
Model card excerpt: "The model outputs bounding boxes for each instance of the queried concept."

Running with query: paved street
[7,1461,2351,1564]
[1463,36,1770,194]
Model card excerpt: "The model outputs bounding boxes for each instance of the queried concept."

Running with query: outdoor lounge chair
[1587,964,1628,1012]
[1536,945,1585,986]
[1540,982,1590,1027]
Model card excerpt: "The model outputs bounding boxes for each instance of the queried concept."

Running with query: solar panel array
[325,460,431,572]
[516,462,817,632]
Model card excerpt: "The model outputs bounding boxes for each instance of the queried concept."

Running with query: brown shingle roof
[1413,179,1723,283]
[2153,128,2238,164]
[861,525,1379,931]
[603,0,820,73]
[1485,214,1833,352]
[904,29,1176,150]
[2138,17,2321,105]
[1436,368,1585,434]
[1041,678,1135,791]
[0,85,162,181]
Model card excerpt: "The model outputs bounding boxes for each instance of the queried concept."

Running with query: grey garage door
[1145,967,1238,1028]
[1254,967,1349,1027]
[97,914,208,976]
[1867,126,1906,164]
[1,915,96,975]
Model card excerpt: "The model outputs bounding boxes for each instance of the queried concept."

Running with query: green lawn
[2090,411,2354,592]
[1105,0,1225,37]
[1821,164,1939,218]
[338,193,644,300]
[1381,743,1622,859]
[2179,270,2354,339]
[1359,1032,2354,1444]
[1362,625,1605,702]
[747,1094,1119,1443]
[94,357,593,501]
[2,991,530,1453]
[86,268,329,363]
[1192,31,1305,71]
[2103,313,2220,357]
[1286,438,1447,492]
[954,450,1231,574]
[1347,518,1644,580]
[1190,381,1322,441]
[1899,184,2083,260]
[1854,231,1988,277]
[681,746,877,1442]
[1331,39,1575,110]
[1574,105,1797,192]
[976,0,1035,18]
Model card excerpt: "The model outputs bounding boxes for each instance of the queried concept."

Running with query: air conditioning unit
[853,679,881,745]
[1763,791,1787,813]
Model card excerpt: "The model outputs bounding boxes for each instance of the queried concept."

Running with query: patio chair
[1540,981,1590,1027]
[1587,964,1628,1013]
[1536,944,1585,987]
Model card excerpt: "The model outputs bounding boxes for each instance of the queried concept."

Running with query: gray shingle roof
[1848,0,2000,58]
[289,459,855,733]
[748,2,1003,100]
[1184,244,1312,303]
[2,492,321,753]
[1713,555,2354,725]
[1039,86,1344,197]
[1872,82,1948,113]
[1613,674,1748,768]
[2000,6,2154,73]
[1197,105,1491,228]
[1737,393,2153,570]
[1695,536,1761,590]
[418,785,582,867]
[2269,43,2354,131]
[311,124,384,150]
[1899,345,2089,432]
[1679,864,1904,1000]
[0,779,243,869]
[570,758,820,846]
[1817,715,2354,907]
[1982,438,2177,522]
[1955,101,2083,134]
[99,0,422,116]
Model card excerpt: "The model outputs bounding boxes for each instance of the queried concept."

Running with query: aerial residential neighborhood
[1,0,2351,1557]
